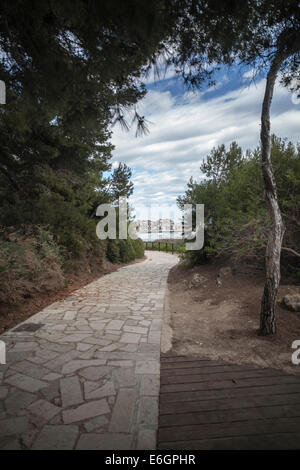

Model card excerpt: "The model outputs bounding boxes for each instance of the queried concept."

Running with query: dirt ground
[0,257,145,334]
[167,260,300,375]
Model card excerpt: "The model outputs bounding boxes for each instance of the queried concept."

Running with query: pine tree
[170,0,300,335]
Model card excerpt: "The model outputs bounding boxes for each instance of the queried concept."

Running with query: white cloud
[242,68,258,80]
[111,77,300,216]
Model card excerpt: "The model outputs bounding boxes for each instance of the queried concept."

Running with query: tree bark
[259,52,287,335]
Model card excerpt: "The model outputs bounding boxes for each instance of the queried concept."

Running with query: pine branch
[281,247,300,259]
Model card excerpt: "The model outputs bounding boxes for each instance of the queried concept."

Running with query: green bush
[106,239,120,263]
[131,238,145,258]
[0,190,99,257]
[118,239,136,263]
[34,226,65,264]
[106,238,144,263]
[0,227,65,304]
[178,136,300,271]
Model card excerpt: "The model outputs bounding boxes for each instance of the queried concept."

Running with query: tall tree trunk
[259,52,286,335]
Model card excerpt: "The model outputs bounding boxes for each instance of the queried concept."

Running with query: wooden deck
[158,354,300,450]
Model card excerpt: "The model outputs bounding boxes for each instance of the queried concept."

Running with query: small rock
[216,274,222,287]
[219,267,232,278]
[187,274,208,289]
[282,294,300,312]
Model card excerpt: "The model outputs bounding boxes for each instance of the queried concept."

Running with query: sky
[111,65,300,223]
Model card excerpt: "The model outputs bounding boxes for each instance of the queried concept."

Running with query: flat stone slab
[63,399,110,424]
[78,366,111,381]
[106,320,125,330]
[27,399,60,423]
[60,376,83,407]
[61,359,106,374]
[76,432,133,450]
[0,417,28,437]
[136,360,160,375]
[32,425,79,450]
[109,389,136,433]
[5,390,36,413]
[0,251,178,449]
[85,381,115,400]
[140,374,160,396]
[120,332,141,344]
[4,373,48,393]
[84,415,109,432]
[137,429,156,450]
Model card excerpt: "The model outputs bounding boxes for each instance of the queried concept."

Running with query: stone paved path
[0,251,178,450]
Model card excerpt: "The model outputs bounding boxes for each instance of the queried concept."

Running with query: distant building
[133,218,181,233]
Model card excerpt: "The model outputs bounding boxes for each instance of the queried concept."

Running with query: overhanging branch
[282,246,300,259]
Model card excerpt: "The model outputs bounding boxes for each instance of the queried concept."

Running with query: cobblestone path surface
[0,251,178,450]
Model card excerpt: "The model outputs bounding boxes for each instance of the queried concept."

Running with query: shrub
[131,238,145,258]
[178,136,300,273]
[34,226,65,264]
[106,238,144,263]
[118,239,136,262]
[106,239,120,263]
[0,227,65,305]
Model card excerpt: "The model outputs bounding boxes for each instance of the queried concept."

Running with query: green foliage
[145,241,185,254]
[0,227,65,304]
[33,226,64,264]
[0,96,137,258]
[110,164,134,200]
[0,1,174,268]
[170,1,300,93]
[178,136,300,273]
[131,238,145,259]
[118,239,136,263]
[106,239,121,264]
[106,238,144,263]
[0,1,173,124]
